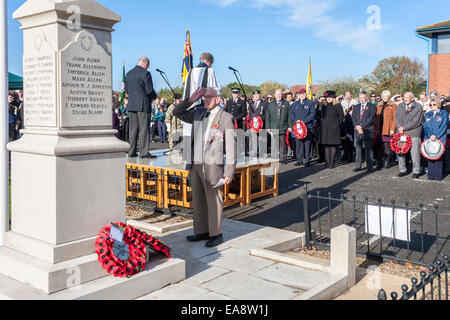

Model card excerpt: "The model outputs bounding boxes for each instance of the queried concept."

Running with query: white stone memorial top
[60,30,112,128]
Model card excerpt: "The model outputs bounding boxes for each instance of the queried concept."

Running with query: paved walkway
[136,219,333,300]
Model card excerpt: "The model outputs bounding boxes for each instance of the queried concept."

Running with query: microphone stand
[229,68,247,98]
[156,70,176,96]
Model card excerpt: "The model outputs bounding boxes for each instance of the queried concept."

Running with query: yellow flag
[306,57,312,100]
[181,26,193,85]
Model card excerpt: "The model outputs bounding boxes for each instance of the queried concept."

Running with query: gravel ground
[285,246,449,300]
[126,205,190,226]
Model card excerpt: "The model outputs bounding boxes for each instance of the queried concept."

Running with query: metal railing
[378,254,449,300]
[301,185,450,265]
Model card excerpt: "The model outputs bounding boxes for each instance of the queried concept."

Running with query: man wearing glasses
[173,87,236,247]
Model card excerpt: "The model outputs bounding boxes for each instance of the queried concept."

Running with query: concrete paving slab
[226,235,274,250]
[138,283,210,300]
[168,238,231,261]
[198,248,274,274]
[182,261,231,287]
[195,292,235,300]
[253,263,332,290]
[200,271,301,300]
[222,219,265,235]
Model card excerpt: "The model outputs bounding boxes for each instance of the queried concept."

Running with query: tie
[204,111,211,119]
[360,104,366,121]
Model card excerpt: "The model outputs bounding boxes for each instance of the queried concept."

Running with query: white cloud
[205,0,385,54]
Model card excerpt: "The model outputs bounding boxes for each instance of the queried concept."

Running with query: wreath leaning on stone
[95,222,171,278]
[390,133,412,155]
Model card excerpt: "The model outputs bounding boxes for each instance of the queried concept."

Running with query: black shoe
[305,163,311,168]
[412,174,420,179]
[205,234,223,247]
[398,172,408,178]
[295,162,302,167]
[353,168,362,172]
[367,168,374,174]
[128,153,138,158]
[186,233,210,242]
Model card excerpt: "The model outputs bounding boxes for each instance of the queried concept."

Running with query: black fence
[378,254,449,300]
[301,185,450,265]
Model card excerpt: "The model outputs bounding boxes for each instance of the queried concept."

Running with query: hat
[298,88,307,94]
[267,95,273,98]
[421,139,445,161]
[253,90,261,95]
[173,93,182,100]
[324,90,337,98]
[231,88,241,94]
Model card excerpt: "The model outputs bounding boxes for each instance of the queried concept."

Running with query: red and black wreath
[390,133,412,155]
[246,115,264,134]
[95,222,171,278]
[293,121,308,140]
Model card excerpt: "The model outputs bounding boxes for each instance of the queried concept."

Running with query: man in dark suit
[125,56,158,158]
[266,89,291,164]
[289,88,316,167]
[225,88,247,129]
[249,90,267,125]
[352,91,377,173]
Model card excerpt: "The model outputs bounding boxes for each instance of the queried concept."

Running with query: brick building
[290,85,322,96]
[416,20,450,96]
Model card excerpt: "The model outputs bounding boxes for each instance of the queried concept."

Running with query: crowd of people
[8,90,23,142]
[115,82,450,181]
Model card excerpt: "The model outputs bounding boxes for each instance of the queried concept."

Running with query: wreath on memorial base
[293,121,308,140]
[246,115,264,133]
[95,222,171,278]
[390,133,412,155]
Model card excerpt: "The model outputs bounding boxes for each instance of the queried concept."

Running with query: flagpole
[0,0,9,246]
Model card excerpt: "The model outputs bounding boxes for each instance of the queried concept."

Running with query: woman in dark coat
[341,105,354,163]
[319,91,344,168]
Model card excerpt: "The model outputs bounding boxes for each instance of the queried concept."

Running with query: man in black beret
[225,88,247,129]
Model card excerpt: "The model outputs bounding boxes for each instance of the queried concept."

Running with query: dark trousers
[157,121,167,143]
[129,111,150,156]
[279,134,288,162]
[355,137,373,170]
[296,134,312,164]
[446,149,450,173]
[341,138,354,162]
[374,140,393,167]
[428,158,444,180]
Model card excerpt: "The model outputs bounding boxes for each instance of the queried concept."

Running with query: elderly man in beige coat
[173,87,236,247]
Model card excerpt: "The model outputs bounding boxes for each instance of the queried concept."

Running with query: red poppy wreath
[246,115,264,133]
[95,222,171,278]
[390,133,412,155]
[293,121,308,140]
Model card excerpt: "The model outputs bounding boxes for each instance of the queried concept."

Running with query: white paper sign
[109,225,124,243]
[365,204,411,241]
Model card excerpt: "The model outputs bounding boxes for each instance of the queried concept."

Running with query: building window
[437,33,450,54]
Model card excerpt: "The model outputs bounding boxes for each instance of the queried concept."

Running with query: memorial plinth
[0,0,185,296]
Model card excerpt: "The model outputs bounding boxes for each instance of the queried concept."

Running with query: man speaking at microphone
[174,87,236,247]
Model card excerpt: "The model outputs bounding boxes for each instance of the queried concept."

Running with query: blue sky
[7,0,450,91]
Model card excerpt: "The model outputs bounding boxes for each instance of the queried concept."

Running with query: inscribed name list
[60,31,112,128]
[23,37,57,127]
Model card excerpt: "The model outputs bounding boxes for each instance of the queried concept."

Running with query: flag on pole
[119,62,126,108]
[306,57,313,100]
[181,26,193,85]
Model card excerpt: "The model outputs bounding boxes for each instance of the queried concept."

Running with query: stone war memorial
[0,0,185,299]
